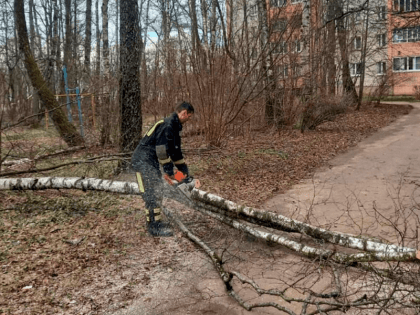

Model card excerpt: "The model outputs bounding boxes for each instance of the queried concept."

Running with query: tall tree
[95,0,101,76]
[63,0,74,86]
[29,0,40,122]
[257,0,277,124]
[14,0,84,147]
[357,1,370,110]
[335,0,358,103]
[120,0,142,153]
[84,0,92,79]
[210,0,217,50]
[102,0,110,76]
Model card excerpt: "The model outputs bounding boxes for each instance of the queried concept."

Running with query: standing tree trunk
[325,0,337,96]
[100,0,111,146]
[115,0,119,72]
[63,0,74,87]
[210,0,217,51]
[257,0,277,125]
[45,0,56,100]
[335,0,358,104]
[189,0,201,71]
[72,0,79,87]
[201,0,209,48]
[357,2,370,110]
[120,0,142,153]
[102,0,110,76]
[52,0,60,89]
[84,0,92,80]
[56,0,64,94]
[95,0,101,77]
[14,0,84,147]
[28,0,40,124]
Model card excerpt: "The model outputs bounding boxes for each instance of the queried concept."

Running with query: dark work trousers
[131,146,163,221]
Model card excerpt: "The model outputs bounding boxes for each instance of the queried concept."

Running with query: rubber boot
[146,208,173,237]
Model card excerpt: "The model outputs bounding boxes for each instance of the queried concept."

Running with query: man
[131,101,194,237]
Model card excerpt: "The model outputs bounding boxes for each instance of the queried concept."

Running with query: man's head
[175,101,194,124]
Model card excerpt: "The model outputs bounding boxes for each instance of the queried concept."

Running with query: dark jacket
[135,112,188,176]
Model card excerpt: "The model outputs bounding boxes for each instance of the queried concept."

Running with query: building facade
[230,0,420,96]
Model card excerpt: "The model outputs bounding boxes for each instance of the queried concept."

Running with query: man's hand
[194,179,201,188]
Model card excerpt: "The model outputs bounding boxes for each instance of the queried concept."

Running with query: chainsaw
[164,170,201,199]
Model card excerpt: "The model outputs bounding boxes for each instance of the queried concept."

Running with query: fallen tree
[2,176,420,313]
[0,176,417,263]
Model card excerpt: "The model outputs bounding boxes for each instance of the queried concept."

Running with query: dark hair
[175,101,194,114]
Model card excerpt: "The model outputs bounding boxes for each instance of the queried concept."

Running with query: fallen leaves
[0,102,412,314]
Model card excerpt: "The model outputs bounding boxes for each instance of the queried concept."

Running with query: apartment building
[230,0,420,96]
[389,0,420,95]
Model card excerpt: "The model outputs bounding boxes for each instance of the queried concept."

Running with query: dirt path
[113,102,420,315]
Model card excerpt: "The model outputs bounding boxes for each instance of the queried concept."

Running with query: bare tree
[102,0,110,76]
[14,0,84,146]
[120,0,142,153]
[84,0,92,80]
[95,0,100,77]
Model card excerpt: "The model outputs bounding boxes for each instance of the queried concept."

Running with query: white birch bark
[1,177,418,262]
[0,177,141,195]
[190,189,416,255]
[192,199,418,263]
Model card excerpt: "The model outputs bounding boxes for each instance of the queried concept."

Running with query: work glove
[176,163,189,177]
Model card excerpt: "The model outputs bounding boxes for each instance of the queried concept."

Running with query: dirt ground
[0,102,417,314]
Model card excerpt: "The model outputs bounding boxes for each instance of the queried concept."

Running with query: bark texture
[120,0,142,153]
[14,0,84,147]
[191,189,415,254]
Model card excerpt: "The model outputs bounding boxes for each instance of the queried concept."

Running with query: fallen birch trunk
[0,177,418,263]
[192,200,418,263]
[0,177,141,195]
[191,189,416,255]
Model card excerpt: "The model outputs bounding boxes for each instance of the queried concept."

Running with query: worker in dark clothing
[131,101,194,237]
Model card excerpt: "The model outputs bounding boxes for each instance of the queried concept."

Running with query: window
[377,62,386,75]
[350,62,362,76]
[394,0,420,12]
[377,6,387,20]
[292,64,301,77]
[393,27,420,42]
[273,19,287,32]
[377,33,387,46]
[292,39,302,52]
[393,56,420,71]
[280,41,288,54]
[270,41,288,54]
[249,4,258,16]
[393,57,407,71]
[271,0,287,7]
[270,42,279,54]
[282,65,289,77]
[354,36,362,49]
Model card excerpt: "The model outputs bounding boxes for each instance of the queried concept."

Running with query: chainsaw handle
[164,174,201,189]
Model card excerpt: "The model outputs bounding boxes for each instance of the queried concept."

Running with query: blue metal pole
[76,87,84,138]
[63,66,73,122]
